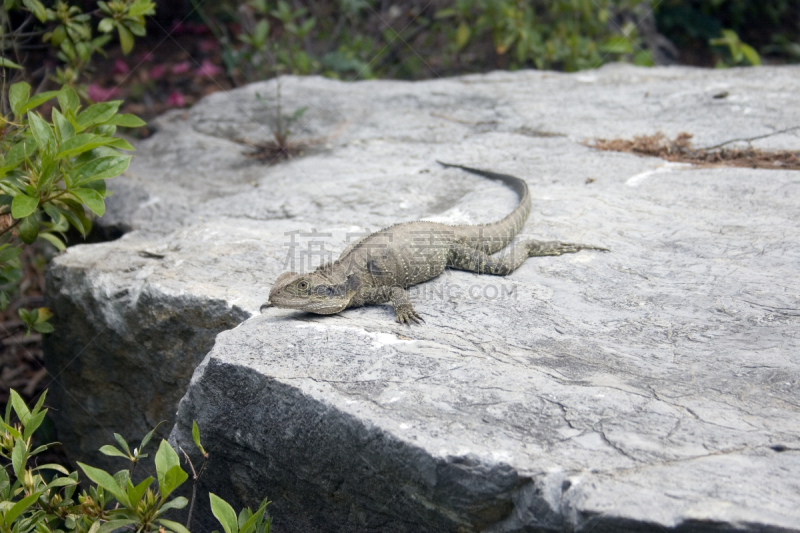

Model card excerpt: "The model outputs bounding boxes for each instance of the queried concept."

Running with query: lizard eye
[298,281,309,290]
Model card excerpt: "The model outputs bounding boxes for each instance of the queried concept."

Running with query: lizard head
[263,271,355,315]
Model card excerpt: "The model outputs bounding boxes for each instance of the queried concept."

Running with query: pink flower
[87,84,120,102]
[198,39,218,52]
[172,61,191,74]
[149,64,167,79]
[196,59,223,77]
[167,91,186,107]
[170,20,187,34]
[170,21,209,35]
[113,59,130,75]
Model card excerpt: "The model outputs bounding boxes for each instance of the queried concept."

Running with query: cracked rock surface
[44,64,800,532]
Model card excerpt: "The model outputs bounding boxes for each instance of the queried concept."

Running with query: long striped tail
[437,161,532,254]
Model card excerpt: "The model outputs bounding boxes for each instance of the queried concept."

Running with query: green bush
[194,0,655,83]
[0,82,142,332]
[0,388,271,533]
[1,0,156,333]
[656,0,795,66]
[194,0,797,83]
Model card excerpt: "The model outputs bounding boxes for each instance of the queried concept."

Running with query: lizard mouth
[266,294,349,314]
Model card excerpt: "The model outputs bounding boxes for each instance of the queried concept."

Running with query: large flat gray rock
[44,64,800,532]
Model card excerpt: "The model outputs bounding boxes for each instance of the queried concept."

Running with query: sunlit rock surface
[46,64,800,532]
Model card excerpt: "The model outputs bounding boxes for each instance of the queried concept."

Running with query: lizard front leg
[389,286,424,325]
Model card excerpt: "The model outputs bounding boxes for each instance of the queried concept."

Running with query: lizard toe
[395,306,424,325]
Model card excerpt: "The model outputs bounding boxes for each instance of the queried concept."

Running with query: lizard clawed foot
[395,306,424,325]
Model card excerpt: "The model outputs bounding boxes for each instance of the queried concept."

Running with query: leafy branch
[0,388,271,533]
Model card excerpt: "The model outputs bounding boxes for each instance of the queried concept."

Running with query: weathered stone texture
[45,64,800,532]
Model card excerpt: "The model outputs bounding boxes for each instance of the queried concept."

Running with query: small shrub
[193,0,655,83]
[0,388,271,533]
[1,0,156,333]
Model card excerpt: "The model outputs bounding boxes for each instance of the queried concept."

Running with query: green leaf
[52,109,75,143]
[84,178,107,196]
[113,433,131,455]
[56,134,116,159]
[57,87,81,115]
[29,443,54,456]
[602,35,633,54]
[11,195,38,219]
[290,106,308,121]
[18,308,34,325]
[33,322,56,333]
[161,464,188,499]
[70,188,105,216]
[11,438,26,479]
[97,519,137,533]
[38,232,66,251]
[19,215,39,244]
[138,421,164,453]
[3,491,41,526]
[209,493,239,533]
[125,20,146,37]
[99,445,129,458]
[73,155,130,186]
[22,410,46,440]
[155,496,188,517]
[158,518,192,533]
[191,421,206,455]
[46,476,78,489]
[0,141,32,174]
[117,23,134,54]
[455,22,470,50]
[633,49,654,67]
[741,43,761,66]
[76,101,122,129]
[77,463,130,508]
[107,113,146,127]
[0,56,23,69]
[155,439,180,475]
[1,421,21,441]
[28,114,55,153]
[0,246,22,263]
[126,476,153,508]
[239,500,269,533]
[9,82,30,116]
[107,137,135,151]
[155,439,183,496]
[55,202,89,237]
[9,389,30,422]
[35,307,52,324]
[98,17,114,33]
[19,90,60,115]
[22,0,47,22]
[32,463,70,475]
[128,0,155,17]
[94,124,117,136]
[253,20,269,47]
[113,468,131,492]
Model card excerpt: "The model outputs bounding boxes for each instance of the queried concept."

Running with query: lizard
[262,162,607,324]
